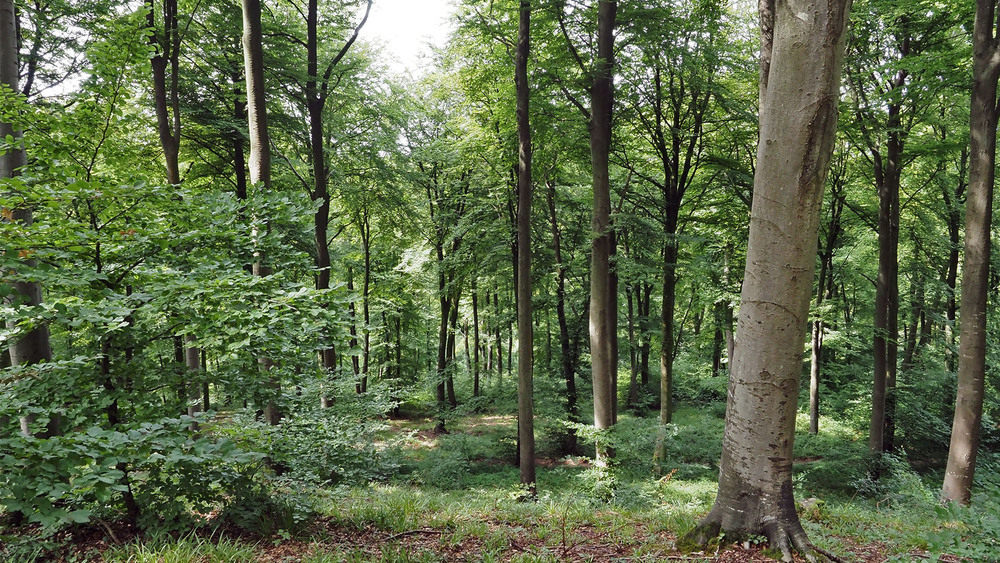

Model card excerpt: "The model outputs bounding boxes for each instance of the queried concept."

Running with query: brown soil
[15,516,928,562]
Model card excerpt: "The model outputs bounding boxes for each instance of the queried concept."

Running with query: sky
[361,0,457,75]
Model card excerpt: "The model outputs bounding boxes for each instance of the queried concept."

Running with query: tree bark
[588,0,617,463]
[942,0,999,506]
[515,0,536,494]
[546,180,579,454]
[242,0,271,192]
[241,0,279,425]
[146,0,181,186]
[809,171,844,435]
[683,0,850,558]
[472,277,481,397]
[2,0,57,438]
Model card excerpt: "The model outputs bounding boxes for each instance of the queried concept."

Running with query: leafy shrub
[923,485,1000,562]
[0,415,256,535]
[217,405,399,486]
[217,469,317,537]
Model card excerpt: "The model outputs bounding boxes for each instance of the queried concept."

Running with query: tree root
[681,518,851,563]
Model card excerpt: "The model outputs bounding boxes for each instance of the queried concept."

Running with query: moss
[762,546,786,560]
[676,521,723,553]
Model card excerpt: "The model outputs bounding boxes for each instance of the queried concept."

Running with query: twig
[387,529,443,541]
[94,518,121,545]
[814,544,852,563]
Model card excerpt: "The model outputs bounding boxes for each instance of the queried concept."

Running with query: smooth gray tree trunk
[588,0,617,464]
[942,0,1000,506]
[682,0,851,559]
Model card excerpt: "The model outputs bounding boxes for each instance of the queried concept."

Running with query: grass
[5,402,996,562]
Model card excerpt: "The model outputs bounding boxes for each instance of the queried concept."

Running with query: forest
[2,0,999,561]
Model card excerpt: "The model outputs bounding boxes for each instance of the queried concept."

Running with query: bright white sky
[361,0,457,76]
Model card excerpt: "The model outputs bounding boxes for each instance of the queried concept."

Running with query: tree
[681,0,851,558]
[241,0,279,425]
[1,0,56,438]
[588,0,617,463]
[941,0,999,506]
[514,0,536,495]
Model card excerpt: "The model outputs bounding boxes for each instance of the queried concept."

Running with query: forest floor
[13,409,976,562]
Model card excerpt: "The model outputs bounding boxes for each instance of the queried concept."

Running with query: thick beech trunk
[242,0,279,425]
[942,0,999,505]
[588,0,617,463]
[683,0,850,558]
[515,0,536,493]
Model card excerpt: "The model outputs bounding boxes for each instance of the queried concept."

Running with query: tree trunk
[546,180,579,454]
[2,0,57,438]
[810,176,844,435]
[435,270,450,432]
[683,0,850,558]
[241,0,270,192]
[472,278,481,397]
[515,0,536,494]
[588,0,617,463]
[640,283,652,389]
[627,285,639,407]
[242,0,279,425]
[653,241,678,474]
[348,266,361,381]
[446,290,460,408]
[232,74,249,201]
[943,148,967,374]
[361,213,371,393]
[495,291,502,389]
[146,0,181,186]
[185,335,201,431]
[942,0,999,505]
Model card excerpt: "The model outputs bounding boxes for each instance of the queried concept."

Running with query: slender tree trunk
[809,179,843,435]
[232,74,249,201]
[515,0,536,494]
[495,291,502,389]
[627,285,639,407]
[942,0,999,505]
[347,266,361,382]
[472,278,481,397]
[609,230,619,424]
[546,181,579,454]
[640,283,652,389]
[588,0,618,463]
[684,0,850,557]
[943,148,967,374]
[361,214,371,393]
[185,335,201,431]
[447,290,460,408]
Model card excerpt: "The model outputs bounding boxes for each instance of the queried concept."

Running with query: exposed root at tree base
[680,519,850,563]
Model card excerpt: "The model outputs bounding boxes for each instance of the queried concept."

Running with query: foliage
[0,415,257,534]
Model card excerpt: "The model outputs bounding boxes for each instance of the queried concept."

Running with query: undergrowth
[3,403,997,562]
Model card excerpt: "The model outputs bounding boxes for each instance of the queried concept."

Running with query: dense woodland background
[2,0,1000,560]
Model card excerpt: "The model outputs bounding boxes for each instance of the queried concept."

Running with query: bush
[217,405,399,486]
[0,415,256,535]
